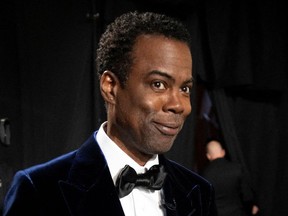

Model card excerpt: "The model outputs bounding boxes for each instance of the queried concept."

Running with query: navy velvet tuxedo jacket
[3,134,216,216]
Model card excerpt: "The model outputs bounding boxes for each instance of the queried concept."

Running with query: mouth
[153,121,182,136]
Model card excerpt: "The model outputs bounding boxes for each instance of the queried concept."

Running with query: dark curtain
[0,0,103,210]
[210,89,284,216]
[196,1,288,216]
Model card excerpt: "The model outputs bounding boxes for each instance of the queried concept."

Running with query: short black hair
[96,11,191,86]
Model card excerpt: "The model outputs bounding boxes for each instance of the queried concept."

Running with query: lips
[153,121,182,136]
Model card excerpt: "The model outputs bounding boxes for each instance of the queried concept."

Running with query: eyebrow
[148,70,194,84]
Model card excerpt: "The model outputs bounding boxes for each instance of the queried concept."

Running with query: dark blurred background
[1,0,287,215]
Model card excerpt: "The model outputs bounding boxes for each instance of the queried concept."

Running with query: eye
[181,86,192,94]
[151,81,166,90]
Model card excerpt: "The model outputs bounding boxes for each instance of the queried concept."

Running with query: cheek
[145,98,162,109]
[116,93,155,121]
[186,101,192,115]
[128,87,162,111]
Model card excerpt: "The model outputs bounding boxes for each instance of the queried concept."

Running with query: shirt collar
[95,121,159,185]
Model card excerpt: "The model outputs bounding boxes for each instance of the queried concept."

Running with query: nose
[163,90,191,114]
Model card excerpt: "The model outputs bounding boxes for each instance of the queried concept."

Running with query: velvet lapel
[160,155,202,216]
[58,135,125,216]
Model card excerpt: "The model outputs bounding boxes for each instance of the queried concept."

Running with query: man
[3,11,216,216]
[202,140,259,216]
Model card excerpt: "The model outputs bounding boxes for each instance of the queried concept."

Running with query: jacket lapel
[58,135,125,216]
[163,179,201,216]
[160,156,202,216]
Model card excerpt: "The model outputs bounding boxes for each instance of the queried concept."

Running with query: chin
[143,134,176,154]
[151,143,174,155]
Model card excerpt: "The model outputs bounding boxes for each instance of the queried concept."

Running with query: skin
[206,140,226,161]
[100,34,193,166]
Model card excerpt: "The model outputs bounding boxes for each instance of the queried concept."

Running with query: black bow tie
[115,164,167,198]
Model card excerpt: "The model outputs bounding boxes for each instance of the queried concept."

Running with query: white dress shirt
[95,122,166,216]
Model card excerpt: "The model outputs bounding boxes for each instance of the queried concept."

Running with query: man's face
[109,34,192,163]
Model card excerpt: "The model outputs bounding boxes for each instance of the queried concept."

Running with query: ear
[100,71,119,104]
[206,153,212,161]
[221,149,226,157]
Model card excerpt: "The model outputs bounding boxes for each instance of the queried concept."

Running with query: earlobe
[206,153,211,161]
[100,71,118,103]
[221,149,226,157]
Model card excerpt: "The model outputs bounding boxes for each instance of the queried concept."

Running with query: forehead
[130,34,192,78]
[132,34,191,59]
